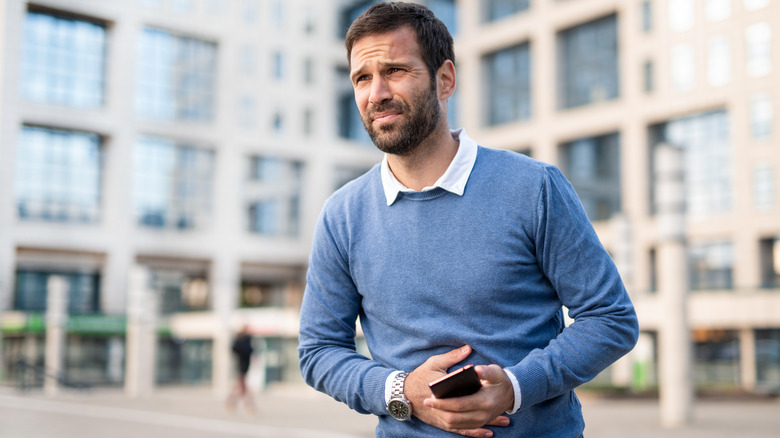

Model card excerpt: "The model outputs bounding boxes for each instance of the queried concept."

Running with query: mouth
[371,111,401,125]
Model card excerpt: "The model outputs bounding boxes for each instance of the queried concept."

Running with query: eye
[388,67,402,74]
[355,74,370,84]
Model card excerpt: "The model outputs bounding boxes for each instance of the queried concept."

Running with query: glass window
[557,14,619,109]
[239,96,257,129]
[651,110,731,218]
[753,163,774,211]
[745,22,772,78]
[483,0,530,22]
[133,137,214,229]
[171,0,192,14]
[247,157,303,237]
[15,126,102,223]
[272,51,285,80]
[670,43,695,92]
[242,0,259,24]
[558,133,621,222]
[157,337,212,383]
[668,0,695,33]
[750,93,773,140]
[689,241,734,290]
[707,35,731,87]
[743,0,769,11]
[644,59,654,93]
[337,67,372,144]
[239,45,257,75]
[426,0,458,36]
[756,329,780,386]
[705,0,731,21]
[484,42,531,125]
[759,238,780,287]
[271,0,285,28]
[334,166,371,191]
[241,281,287,307]
[151,269,209,314]
[21,9,106,108]
[14,269,100,314]
[641,1,652,33]
[693,329,739,387]
[135,28,217,121]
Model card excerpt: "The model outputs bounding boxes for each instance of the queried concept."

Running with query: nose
[369,76,392,105]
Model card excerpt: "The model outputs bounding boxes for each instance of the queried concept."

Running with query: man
[298,2,638,437]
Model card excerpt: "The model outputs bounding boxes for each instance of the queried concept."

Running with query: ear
[436,60,456,101]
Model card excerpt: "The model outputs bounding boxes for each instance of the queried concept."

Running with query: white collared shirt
[380,128,523,414]
[380,128,478,206]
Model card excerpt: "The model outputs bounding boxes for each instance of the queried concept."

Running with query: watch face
[388,399,411,420]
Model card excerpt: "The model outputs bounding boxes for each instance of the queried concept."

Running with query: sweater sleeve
[507,166,639,410]
[297,208,393,416]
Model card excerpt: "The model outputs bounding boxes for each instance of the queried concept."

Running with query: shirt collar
[380,128,478,206]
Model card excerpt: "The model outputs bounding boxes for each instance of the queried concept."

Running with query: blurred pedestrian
[226,324,255,413]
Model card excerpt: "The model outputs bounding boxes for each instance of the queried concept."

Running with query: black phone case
[428,364,482,398]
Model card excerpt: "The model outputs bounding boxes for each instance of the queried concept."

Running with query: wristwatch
[387,372,412,421]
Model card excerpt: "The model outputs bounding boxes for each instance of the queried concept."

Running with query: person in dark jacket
[226,324,255,412]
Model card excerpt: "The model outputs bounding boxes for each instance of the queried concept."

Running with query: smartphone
[428,364,482,399]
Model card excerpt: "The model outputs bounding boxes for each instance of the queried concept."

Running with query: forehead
[349,26,423,69]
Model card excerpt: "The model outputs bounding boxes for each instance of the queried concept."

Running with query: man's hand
[405,346,514,438]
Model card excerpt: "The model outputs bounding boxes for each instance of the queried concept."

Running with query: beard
[362,83,441,156]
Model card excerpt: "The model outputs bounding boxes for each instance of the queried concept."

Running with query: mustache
[366,100,408,119]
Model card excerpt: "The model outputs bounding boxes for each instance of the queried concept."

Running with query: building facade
[1,0,779,395]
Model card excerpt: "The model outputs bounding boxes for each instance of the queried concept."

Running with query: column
[125,265,157,397]
[655,144,693,427]
[44,275,68,396]
[211,258,239,397]
[739,328,757,391]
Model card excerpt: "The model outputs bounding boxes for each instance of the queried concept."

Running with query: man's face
[349,26,441,156]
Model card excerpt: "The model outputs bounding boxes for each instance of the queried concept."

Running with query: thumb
[427,345,472,370]
[475,364,508,384]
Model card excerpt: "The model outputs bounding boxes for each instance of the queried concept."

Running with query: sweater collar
[380,128,478,206]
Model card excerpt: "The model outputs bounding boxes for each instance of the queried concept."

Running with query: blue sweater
[298,147,639,437]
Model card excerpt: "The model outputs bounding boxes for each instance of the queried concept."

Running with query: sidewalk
[0,384,778,437]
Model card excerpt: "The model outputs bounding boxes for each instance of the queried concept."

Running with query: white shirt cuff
[503,368,522,414]
[385,370,404,405]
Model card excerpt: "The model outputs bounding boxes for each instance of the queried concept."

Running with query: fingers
[427,345,472,370]
[474,364,506,384]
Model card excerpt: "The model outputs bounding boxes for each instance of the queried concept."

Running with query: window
[707,35,731,87]
[334,166,371,191]
[15,126,102,223]
[21,9,106,108]
[247,157,303,237]
[760,237,780,288]
[133,137,214,229]
[705,0,731,21]
[238,96,257,129]
[558,133,621,222]
[241,281,287,307]
[643,59,654,93]
[668,0,695,33]
[150,268,209,314]
[484,42,531,125]
[753,163,774,211]
[483,0,530,22]
[641,1,652,33]
[755,329,780,387]
[272,51,285,80]
[689,241,734,290]
[337,67,372,144]
[693,329,739,387]
[670,43,695,92]
[426,0,458,36]
[558,14,619,109]
[242,0,259,24]
[14,269,100,314]
[745,22,772,78]
[136,28,217,121]
[239,45,257,75]
[650,110,732,218]
[750,93,773,140]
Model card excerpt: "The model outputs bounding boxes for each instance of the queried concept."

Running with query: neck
[386,125,459,191]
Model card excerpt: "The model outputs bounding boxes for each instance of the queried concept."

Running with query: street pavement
[0,384,778,437]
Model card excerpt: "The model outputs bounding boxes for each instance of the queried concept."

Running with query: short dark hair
[345,2,455,81]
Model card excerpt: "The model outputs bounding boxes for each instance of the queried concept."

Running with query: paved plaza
[0,384,778,437]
